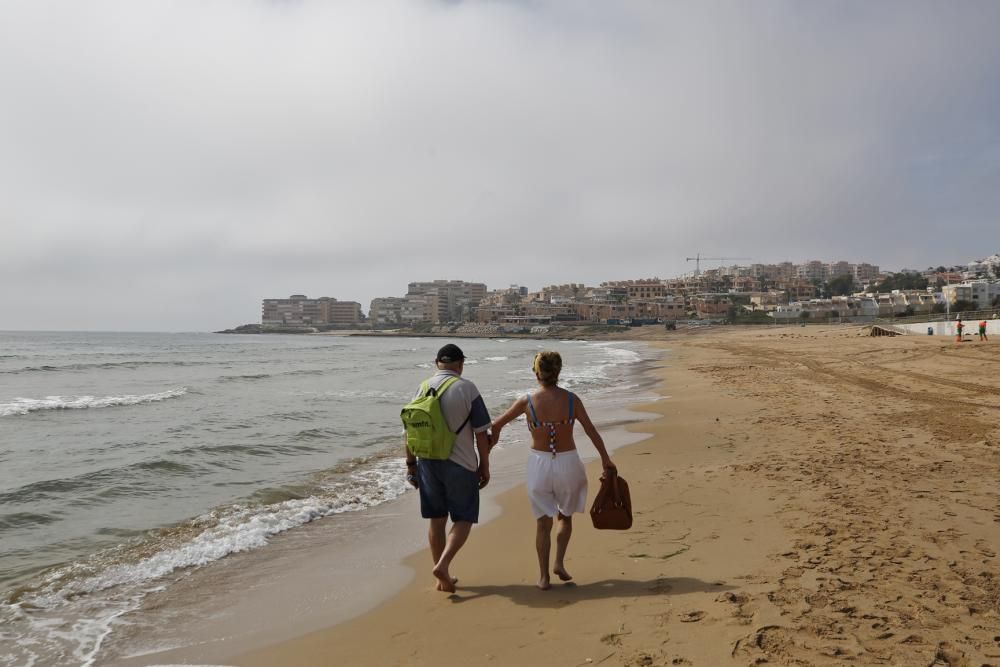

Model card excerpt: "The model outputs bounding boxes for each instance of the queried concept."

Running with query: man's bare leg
[553,513,573,582]
[536,516,553,590]
[428,517,456,591]
[432,521,472,593]
[429,517,447,564]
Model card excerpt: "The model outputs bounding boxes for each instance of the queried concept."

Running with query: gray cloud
[1,0,999,330]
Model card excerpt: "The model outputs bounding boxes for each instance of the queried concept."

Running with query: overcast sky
[2,1,999,331]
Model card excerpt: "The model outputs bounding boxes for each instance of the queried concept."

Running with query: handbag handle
[602,468,623,508]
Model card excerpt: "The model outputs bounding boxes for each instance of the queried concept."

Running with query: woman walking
[490,351,615,590]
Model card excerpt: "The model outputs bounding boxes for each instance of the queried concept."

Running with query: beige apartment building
[797,260,830,283]
[400,294,431,324]
[776,278,817,301]
[853,263,880,284]
[538,284,587,303]
[406,280,487,323]
[601,279,666,300]
[262,295,362,326]
[369,297,405,328]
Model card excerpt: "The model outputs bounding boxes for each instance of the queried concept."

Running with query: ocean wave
[0,512,60,531]
[265,410,320,423]
[2,361,213,375]
[483,356,508,362]
[0,456,209,507]
[217,373,272,382]
[290,427,360,444]
[0,388,188,417]
[2,451,411,666]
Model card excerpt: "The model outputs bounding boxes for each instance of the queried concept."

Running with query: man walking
[405,343,492,593]
[980,320,989,341]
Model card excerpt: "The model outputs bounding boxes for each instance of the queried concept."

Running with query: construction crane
[685,254,751,276]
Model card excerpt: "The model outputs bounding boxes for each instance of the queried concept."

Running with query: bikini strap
[568,392,575,422]
[526,394,540,428]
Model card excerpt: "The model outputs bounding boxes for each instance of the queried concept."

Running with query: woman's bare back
[526,386,578,454]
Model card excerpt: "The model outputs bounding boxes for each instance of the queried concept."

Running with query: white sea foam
[45,463,408,599]
[0,334,656,666]
[314,389,409,401]
[6,455,411,667]
[0,388,188,417]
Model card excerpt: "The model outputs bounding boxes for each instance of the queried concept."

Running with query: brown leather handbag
[590,468,632,530]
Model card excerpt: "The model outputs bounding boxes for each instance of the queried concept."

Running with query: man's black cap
[436,343,465,363]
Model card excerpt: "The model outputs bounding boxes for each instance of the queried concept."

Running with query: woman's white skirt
[526,449,588,519]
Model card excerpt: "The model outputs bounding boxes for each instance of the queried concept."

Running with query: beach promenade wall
[895,319,1000,336]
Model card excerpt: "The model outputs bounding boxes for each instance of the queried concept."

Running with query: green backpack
[401,376,470,460]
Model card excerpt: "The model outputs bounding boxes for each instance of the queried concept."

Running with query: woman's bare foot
[537,575,551,590]
[553,565,573,582]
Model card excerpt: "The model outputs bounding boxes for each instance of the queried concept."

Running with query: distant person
[403,343,492,593]
[490,351,615,590]
[980,320,989,341]
[956,318,964,342]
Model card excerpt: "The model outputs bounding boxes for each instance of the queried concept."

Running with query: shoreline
[233,333,783,666]
[100,342,661,666]
[236,325,1000,666]
[214,323,653,340]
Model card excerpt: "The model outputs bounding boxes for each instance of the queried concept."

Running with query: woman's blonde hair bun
[533,351,562,385]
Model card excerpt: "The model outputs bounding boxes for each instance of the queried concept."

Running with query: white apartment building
[942,280,1000,309]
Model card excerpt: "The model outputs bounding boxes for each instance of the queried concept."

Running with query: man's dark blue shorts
[416,459,479,523]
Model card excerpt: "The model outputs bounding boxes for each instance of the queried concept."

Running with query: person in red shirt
[980,320,989,341]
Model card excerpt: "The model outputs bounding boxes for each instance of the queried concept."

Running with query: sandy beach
[233,325,1000,667]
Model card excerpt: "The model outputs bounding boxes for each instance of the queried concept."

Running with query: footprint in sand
[679,610,706,623]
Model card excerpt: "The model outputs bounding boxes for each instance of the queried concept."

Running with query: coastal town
[252,253,1000,334]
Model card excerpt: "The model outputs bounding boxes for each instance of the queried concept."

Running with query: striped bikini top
[526,392,576,457]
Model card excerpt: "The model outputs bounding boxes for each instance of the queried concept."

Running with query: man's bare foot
[537,576,551,591]
[435,576,458,592]
[432,565,456,593]
[553,566,573,582]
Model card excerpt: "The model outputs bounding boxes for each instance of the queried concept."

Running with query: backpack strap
[433,375,471,435]
[432,375,460,397]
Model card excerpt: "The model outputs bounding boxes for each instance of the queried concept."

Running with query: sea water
[0,332,655,666]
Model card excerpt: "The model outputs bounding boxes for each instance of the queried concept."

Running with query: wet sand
[235,325,1000,666]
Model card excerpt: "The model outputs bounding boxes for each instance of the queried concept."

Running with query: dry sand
[236,325,1000,666]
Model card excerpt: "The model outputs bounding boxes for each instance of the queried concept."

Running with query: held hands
[406,462,419,489]
[478,463,490,489]
[488,424,502,449]
[602,457,616,472]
